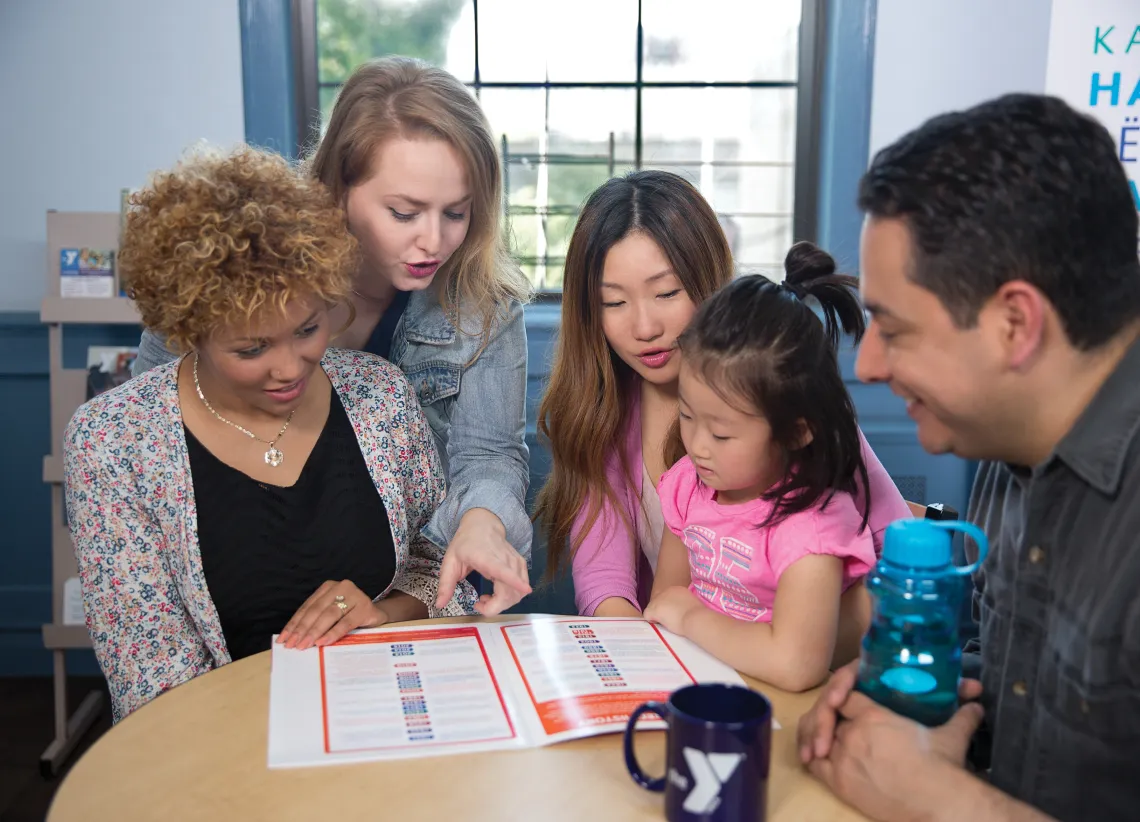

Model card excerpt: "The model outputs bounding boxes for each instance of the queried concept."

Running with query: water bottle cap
[881,519,954,570]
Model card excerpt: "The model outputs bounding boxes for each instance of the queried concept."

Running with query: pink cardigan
[570,399,913,615]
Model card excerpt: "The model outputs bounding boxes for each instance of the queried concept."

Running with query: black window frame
[290,0,827,292]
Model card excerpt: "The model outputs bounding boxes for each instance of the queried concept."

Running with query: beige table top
[49,615,868,822]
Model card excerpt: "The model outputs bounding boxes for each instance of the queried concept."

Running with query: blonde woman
[132,58,534,614]
[66,146,472,721]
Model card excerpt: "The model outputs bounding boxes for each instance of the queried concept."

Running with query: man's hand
[797,661,982,763]
[805,692,984,822]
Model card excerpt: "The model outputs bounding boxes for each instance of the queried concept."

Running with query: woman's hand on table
[436,508,532,616]
[643,586,702,635]
[277,580,389,650]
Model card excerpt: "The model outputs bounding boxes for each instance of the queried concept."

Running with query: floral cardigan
[64,348,476,722]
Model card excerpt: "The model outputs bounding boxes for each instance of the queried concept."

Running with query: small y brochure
[267,616,750,768]
[60,248,115,298]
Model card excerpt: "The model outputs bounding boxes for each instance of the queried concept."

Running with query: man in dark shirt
[797,93,1140,822]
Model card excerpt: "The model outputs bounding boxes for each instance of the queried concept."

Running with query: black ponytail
[782,241,867,351]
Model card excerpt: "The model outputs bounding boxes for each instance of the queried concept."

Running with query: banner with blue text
[1046,1,1138,231]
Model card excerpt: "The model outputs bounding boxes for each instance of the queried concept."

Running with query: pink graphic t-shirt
[658,457,877,623]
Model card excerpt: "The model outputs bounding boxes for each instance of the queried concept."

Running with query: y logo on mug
[677,748,744,814]
[624,684,771,820]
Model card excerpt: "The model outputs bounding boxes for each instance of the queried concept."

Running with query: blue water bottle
[855,516,988,726]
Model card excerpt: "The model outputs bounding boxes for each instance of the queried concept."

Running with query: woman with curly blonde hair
[65,145,474,722]
[132,57,534,616]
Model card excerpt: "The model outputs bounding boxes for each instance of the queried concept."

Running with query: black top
[187,391,396,660]
[363,290,411,360]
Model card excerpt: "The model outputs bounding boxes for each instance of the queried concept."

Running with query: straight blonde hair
[306,57,531,340]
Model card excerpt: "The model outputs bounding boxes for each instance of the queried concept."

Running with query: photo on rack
[85,346,138,400]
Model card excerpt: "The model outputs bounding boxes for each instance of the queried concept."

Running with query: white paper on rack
[267,617,773,769]
[62,577,85,625]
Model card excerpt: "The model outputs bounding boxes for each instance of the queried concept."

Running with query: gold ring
[334,594,345,603]
[335,600,348,613]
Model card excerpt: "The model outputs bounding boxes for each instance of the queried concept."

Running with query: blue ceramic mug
[623,683,772,821]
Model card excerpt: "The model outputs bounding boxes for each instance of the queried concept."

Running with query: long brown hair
[535,171,734,581]
[305,56,531,340]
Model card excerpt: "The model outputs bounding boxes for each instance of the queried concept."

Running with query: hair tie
[782,281,807,301]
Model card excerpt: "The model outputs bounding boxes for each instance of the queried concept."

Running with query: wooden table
[48,615,868,822]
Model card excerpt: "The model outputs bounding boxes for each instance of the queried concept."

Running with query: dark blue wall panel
[0,314,139,676]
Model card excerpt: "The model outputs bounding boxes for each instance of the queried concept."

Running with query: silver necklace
[193,354,295,467]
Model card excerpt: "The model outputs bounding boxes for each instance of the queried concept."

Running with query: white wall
[869,0,1055,157]
[0,0,245,311]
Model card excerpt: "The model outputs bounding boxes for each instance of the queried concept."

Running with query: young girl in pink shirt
[645,242,878,692]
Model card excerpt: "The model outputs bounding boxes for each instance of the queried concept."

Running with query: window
[297,0,822,291]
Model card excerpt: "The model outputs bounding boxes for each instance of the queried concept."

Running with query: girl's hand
[277,580,389,650]
[436,508,532,615]
[644,586,702,635]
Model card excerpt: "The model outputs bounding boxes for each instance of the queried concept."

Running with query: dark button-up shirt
[966,337,1140,821]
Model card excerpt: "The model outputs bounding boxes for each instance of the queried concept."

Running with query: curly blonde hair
[120,144,359,354]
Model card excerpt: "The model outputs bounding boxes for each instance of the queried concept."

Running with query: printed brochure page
[267,617,744,768]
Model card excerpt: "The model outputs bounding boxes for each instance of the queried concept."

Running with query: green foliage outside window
[317,0,466,83]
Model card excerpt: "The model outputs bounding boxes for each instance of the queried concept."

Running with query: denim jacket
[132,287,532,560]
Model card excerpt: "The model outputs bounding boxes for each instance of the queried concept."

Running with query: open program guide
[268,616,761,768]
